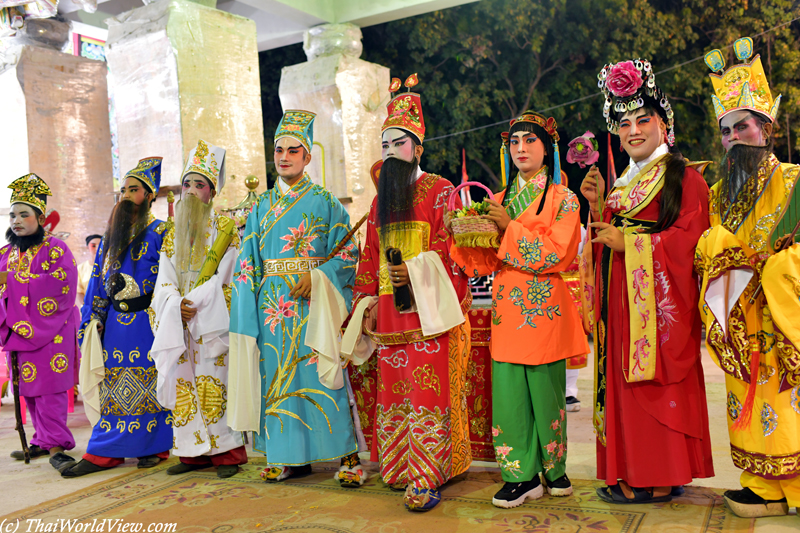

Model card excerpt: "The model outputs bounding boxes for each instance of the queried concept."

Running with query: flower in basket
[566,131,600,169]
[605,60,643,98]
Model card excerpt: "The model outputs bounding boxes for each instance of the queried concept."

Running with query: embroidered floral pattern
[492,425,523,479]
[542,409,566,472]
[526,278,553,305]
[518,237,543,264]
[279,218,321,258]
[235,258,254,284]
[654,268,677,344]
[791,387,800,415]
[261,294,298,334]
[509,284,561,329]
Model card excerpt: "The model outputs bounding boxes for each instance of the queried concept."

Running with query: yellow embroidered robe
[695,153,800,483]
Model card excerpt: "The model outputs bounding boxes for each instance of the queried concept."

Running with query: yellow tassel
[500,144,508,189]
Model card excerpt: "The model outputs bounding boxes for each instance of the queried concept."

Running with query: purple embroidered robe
[0,235,79,396]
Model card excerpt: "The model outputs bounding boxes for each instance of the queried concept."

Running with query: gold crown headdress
[9,173,51,214]
[704,37,781,123]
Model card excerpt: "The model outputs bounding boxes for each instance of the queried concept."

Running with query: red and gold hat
[382,74,426,143]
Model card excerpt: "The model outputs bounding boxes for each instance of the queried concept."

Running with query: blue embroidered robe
[79,216,173,457]
[230,175,358,465]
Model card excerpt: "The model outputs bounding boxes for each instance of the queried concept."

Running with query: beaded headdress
[704,37,781,123]
[499,111,563,188]
[9,173,51,214]
[182,139,226,190]
[382,74,425,143]
[275,110,315,153]
[125,157,163,194]
[598,59,675,146]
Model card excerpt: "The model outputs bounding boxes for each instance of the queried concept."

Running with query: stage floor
[1,347,796,531]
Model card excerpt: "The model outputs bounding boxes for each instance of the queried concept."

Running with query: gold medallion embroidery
[12,321,33,339]
[37,297,58,317]
[21,362,36,382]
[50,353,68,373]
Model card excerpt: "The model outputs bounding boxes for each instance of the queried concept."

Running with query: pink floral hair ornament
[598,59,675,146]
[565,131,600,168]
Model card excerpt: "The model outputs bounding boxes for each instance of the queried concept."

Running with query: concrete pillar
[278,23,389,223]
[105,0,267,211]
[0,45,115,262]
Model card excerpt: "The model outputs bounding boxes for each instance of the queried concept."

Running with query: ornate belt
[262,257,324,277]
[112,293,153,313]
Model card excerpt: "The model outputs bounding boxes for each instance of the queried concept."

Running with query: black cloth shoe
[10,445,49,461]
[565,396,581,412]
[545,473,573,497]
[137,455,164,469]
[49,452,77,473]
[217,465,239,478]
[492,477,543,508]
[723,487,789,518]
[671,485,685,497]
[61,459,113,478]
[167,462,207,475]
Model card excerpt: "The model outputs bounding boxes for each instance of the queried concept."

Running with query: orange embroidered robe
[450,180,588,366]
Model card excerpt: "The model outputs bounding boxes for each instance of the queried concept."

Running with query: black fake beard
[721,144,770,204]
[5,225,45,253]
[377,156,418,233]
[102,199,151,269]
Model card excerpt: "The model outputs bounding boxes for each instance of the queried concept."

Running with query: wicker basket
[449,181,500,248]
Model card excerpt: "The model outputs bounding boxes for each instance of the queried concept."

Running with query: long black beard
[102,199,151,269]
[721,144,770,205]
[5,225,45,253]
[377,156,418,235]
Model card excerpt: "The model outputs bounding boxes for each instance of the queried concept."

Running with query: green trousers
[492,359,567,483]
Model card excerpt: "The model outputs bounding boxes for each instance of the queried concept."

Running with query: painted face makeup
[719,110,767,152]
[182,173,214,204]
[119,176,150,206]
[9,203,41,237]
[509,131,546,178]
[274,136,309,181]
[618,109,666,163]
[87,238,101,257]
[382,128,417,163]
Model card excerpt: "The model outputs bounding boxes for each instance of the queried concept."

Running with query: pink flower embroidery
[263,295,299,334]
[279,220,318,258]
[550,419,560,430]
[565,131,600,168]
[236,258,254,283]
[272,203,284,217]
[606,60,644,98]
[545,441,558,454]
[491,425,501,437]
[335,242,357,262]
[532,173,547,190]
[557,442,566,459]
[495,445,512,458]
[306,355,318,366]
[634,235,644,253]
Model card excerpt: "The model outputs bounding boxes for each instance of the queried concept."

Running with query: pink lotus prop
[566,131,600,168]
